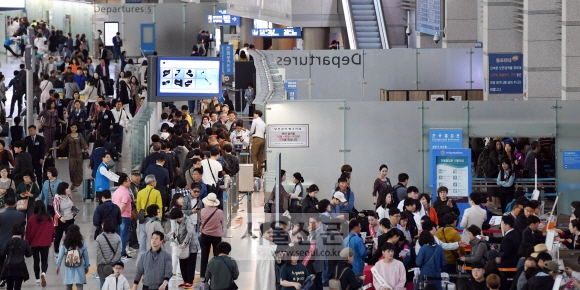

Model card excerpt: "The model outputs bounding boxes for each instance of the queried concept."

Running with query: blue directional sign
[218,9,227,15]
[206,14,240,25]
[488,54,523,94]
[429,129,463,187]
[563,151,580,170]
[416,0,442,35]
[285,80,298,100]
[251,28,302,38]
[220,44,234,76]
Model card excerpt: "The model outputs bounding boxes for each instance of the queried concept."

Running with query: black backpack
[478,146,494,177]
[5,240,24,267]
[12,77,24,96]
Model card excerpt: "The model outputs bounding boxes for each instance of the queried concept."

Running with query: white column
[443,0,478,48]
[482,0,523,100]
[561,0,580,100]
[523,0,561,100]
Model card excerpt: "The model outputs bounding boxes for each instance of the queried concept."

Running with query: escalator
[342,0,389,49]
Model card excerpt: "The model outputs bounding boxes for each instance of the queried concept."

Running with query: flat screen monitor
[156,57,222,97]
[104,22,119,47]
[1,0,25,9]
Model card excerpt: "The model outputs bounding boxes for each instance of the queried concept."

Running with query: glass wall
[265,48,483,101]
[265,100,579,214]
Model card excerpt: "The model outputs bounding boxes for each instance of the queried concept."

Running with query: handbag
[97,234,117,280]
[15,181,28,211]
[137,189,153,223]
[206,159,222,194]
[175,222,190,259]
[219,257,238,290]
[82,151,90,160]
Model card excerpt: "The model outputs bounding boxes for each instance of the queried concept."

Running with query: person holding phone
[182,183,202,227]
[433,186,460,227]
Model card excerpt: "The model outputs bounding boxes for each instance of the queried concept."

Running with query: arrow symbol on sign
[252,30,258,36]
[232,17,237,21]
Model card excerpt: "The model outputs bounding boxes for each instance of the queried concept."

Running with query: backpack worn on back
[5,240,24,267]
[329,266,349,290]
[64,246,83,267]
[13,77,24,96]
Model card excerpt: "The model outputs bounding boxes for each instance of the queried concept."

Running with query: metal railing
[341,0,359,49]
[373,0,390,49]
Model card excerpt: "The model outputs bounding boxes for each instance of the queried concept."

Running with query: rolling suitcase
[83,179,94,201]
[56,139,69,158]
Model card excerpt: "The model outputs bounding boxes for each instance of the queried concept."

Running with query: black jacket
[302,195,319,213]
[12,151,33,180]
[92,200,122,235]
[524,272,554,290]
[0,208,26,245]
[403,209,419,238]
[489,229,521,268]
[144,164,170,198]
[334,261,364,290]
[0,237,32,280]
[96,109,115,134]
[433,198,460,224]
[24,135,46,164]
[522,227,544,246]
[514,212,527,236]
[469,277,488,290]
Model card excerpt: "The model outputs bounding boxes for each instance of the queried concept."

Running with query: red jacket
[25,215,55,247]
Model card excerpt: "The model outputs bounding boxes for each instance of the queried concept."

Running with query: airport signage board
[206,14,240,25]
[488,54,523,94]
[251,28,302,38]
[268,125,309,148]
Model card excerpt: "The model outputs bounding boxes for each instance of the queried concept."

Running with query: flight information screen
[156,57,221,97]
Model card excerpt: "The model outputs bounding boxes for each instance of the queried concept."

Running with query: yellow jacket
[184,114,193,127]
[136,185,163,216]
[435,226,465,265]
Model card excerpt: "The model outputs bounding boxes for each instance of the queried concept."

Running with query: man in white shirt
[111,101,131,153]
[250,109,266,177]
[157,112,173,132]
[230,120,250,151]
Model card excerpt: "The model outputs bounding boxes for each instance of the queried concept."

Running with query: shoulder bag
[16,181,29,211]
[219,256,238,290]
[206,159,223,193]
[137,188,153,223]
[175,221,190,259]
[97,234,117,279]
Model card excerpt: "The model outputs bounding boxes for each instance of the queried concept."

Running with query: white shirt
[230,129,250,149]
[112,108,130,128]
[99,165,120,183]
[201,158,222,186]
[157,120,174,132]
[250,117,266,139]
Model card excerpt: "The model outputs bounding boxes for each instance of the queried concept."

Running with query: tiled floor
[0,52,271,289]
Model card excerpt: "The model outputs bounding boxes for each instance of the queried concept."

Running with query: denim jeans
[120,217,131,255]
[139,217,149,252]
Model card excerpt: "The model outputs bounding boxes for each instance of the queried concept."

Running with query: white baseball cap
[333,191,347,203]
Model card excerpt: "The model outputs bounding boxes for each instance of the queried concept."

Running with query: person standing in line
[205,242,239,290]
[373,242,406,290]
[0,166,16,208]
[52,182,77,258]
[24,125,45,186]
[249,109,266,178]
[25,200,55,287]
[112,173,133,260]
[199,193,224,285]
[11,141,33,186]
[49,124,88,191]
[131,231,172,290]
[0,193,26,288]
[169,208,199,288]
[55,224,90,290]
[0,224,32,290]
[145,205,165,251]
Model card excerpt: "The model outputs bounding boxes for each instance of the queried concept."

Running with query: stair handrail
[373,0,390,49]
[341,0,358,49]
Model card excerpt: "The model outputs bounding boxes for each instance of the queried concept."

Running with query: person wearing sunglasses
[182,182,203,227]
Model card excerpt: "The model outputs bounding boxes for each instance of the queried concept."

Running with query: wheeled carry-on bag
[83,179,94,201]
